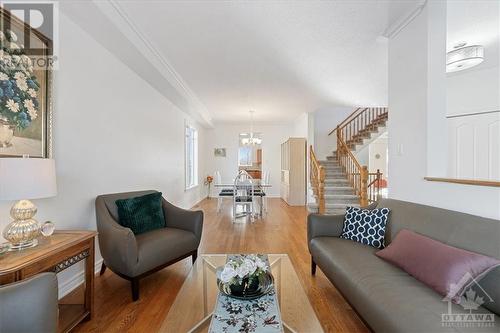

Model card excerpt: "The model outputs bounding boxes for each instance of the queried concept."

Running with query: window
[185,125,198,189]
[238,146,252,166]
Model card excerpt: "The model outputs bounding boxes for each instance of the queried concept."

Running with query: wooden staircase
[309,107,387,214]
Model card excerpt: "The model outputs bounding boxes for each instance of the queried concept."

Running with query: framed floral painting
[0,8,53,158]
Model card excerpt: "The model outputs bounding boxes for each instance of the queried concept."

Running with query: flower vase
[0,120,14,148]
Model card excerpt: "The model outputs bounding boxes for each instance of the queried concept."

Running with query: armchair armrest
[95,197,138,276]
[162,199,203,241]
[307,213,345,244]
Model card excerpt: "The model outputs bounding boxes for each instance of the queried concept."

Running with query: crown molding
[382,0,427,39]
[92,0,213,127]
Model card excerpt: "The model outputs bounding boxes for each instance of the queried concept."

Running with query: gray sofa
[96,190,203,301]
[308,198,500,332]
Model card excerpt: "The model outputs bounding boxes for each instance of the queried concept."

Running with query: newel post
[360,166,369,207]
[376,169,382,201]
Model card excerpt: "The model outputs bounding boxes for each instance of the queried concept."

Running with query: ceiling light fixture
[241,111,262,146]
[446,44,484,73]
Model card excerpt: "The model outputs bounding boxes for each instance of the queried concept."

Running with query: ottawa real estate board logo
[0,1,59,70]
[442,272,496,328]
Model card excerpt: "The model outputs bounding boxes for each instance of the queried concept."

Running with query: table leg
[84,238,95,321]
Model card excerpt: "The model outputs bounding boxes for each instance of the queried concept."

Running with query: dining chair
[232,170,254,222]
[262,171,270,212]
[215,171,234,213]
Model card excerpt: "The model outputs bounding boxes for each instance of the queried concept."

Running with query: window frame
[185,124,199,190]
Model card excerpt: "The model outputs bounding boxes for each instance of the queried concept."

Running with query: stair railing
[309,146,325,214]
[329,107,388,145]
[367,169,383,204]
[336,129,368,206]
[330,107,387,207]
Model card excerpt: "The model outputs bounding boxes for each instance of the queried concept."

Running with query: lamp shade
[0,158,57,201]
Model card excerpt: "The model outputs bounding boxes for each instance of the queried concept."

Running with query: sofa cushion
[310,237,499,332]
[116,192,165,235]
[132,227,198,276]
[376,229,500,302]
[340,206,390,249]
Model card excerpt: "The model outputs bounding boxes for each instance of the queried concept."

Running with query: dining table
[214,181,271,218]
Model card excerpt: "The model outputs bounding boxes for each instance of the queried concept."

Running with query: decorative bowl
[217,270,274,300]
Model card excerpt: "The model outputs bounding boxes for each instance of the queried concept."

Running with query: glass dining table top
[159,254,323,333]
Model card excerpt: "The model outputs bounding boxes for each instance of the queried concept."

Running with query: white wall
[447,67,500,117]
[388,1,500,219]
[369,137,388,177]
[313,107,352,160]
[206,123,291,197]
[0,13,208,296]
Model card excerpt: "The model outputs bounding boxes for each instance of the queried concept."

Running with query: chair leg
[311,258,317,275]
[192,250,198,264]
[99,262,107,276]
[131,278,140,301]
[217,197,222,212]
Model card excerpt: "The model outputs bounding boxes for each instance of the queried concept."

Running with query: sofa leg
[311,258,317,275]
[99,262,107,276]
[131,278,140,301]
[192,250,198,264]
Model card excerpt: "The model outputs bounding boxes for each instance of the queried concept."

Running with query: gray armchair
[0,272,58,333]
[95,190,203,301]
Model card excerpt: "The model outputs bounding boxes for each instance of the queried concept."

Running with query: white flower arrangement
[219,255,269,286]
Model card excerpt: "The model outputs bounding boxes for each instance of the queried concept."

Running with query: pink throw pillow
[376,229,500,302]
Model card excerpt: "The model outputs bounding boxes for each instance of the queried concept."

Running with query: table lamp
[0,157,57,250]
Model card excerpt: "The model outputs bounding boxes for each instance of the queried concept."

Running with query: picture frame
[0,8,53,158]
[214,148,226,157]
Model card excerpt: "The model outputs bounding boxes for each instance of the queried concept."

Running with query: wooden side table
[0,230,97,333]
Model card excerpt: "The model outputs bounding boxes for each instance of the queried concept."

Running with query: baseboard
[58,258,103,299]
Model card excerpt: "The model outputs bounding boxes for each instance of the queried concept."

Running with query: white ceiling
[102,0,420,123]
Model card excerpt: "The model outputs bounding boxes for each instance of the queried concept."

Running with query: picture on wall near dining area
[0,8,53,158]
[214,148,226,157]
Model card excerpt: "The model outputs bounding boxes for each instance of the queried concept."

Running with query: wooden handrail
[332,107,387,208]
[336,128,369,206]
[328,108,364,136]
[424,177,500,187]
[309,146,326,214]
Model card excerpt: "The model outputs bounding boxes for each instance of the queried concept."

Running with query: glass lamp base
[9,238,38,250]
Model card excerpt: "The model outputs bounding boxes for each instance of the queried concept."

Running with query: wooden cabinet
[0,231,97,333]
[280,138,306,205]
[246,170,262,179]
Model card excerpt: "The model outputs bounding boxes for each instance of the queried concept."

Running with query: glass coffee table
[159,254,323,333]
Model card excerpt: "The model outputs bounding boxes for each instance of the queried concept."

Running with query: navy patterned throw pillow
[340,206,390,249]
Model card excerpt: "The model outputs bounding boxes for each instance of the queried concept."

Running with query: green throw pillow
[115,192,165,235]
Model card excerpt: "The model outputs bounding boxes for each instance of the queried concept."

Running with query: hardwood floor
[68,198,369,333]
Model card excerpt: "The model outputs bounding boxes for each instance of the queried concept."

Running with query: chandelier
[241,111,262,145]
